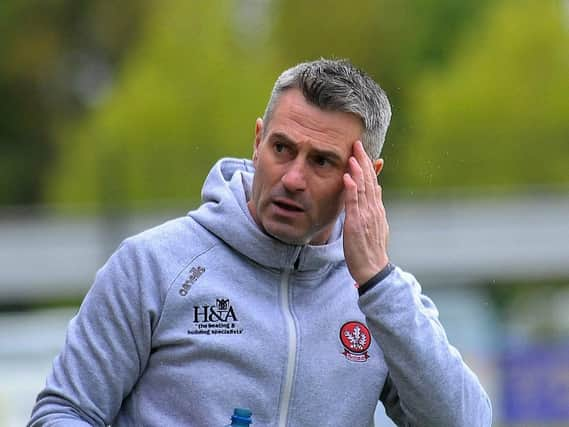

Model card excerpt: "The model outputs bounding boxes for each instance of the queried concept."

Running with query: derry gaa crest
[340,321,371,362]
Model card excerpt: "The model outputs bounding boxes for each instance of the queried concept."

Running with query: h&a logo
[193,298,238,323]
[188,297,243,336]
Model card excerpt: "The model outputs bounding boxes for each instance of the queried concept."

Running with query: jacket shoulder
[115,215,217,282]
[127,215,216,251]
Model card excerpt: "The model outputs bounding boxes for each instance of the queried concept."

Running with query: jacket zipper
[277,264,297,427]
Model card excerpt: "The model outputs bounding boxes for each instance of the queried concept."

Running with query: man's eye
[314,156,329,167]
[274,143,286,153]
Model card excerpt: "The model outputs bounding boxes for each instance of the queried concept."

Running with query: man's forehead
[266,90,362,141]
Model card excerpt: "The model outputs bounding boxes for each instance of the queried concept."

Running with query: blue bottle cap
[231,407,252,424]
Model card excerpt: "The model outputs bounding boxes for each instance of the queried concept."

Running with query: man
[29,59,492,426]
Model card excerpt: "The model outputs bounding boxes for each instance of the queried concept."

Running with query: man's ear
[253,118,263,164]
[373,158,384,176]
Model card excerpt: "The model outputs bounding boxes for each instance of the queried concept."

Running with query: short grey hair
[262,58,391,160]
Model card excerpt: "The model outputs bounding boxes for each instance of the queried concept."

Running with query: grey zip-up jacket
[29,158,491,427]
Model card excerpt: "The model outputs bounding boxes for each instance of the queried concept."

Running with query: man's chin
[265,226,310,246]
[262,220,331,246]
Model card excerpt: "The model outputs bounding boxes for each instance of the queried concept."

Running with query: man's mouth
[272,198,304,212]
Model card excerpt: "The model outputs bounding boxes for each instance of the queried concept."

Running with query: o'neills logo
[187,298,243,336]
[179,266,205,296]
[340,321,371,362]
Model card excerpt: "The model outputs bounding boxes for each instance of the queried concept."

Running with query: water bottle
[224,407,253,426]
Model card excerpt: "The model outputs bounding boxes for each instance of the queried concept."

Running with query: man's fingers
[354,141,374,179]
[343,172,358,206]
[349,156,366,196]
[353,141,378,206]
[344,173,361,228]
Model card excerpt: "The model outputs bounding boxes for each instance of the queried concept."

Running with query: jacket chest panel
[142,255,289,410]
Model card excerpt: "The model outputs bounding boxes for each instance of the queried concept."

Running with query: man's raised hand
[342,140,389,285]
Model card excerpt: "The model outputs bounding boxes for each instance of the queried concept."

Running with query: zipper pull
[292,246,302,271]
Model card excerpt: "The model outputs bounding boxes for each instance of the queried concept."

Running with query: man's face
[248,89,363,245]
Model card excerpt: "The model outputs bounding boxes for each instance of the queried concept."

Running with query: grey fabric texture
[29,158,491,427]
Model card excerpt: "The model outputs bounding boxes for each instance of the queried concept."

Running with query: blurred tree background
[2,2,568,425]
[0,0,148,206]
[1,0,568,208]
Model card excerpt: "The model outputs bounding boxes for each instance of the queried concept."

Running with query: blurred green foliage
[46,1,278,208]
[400,0,569,191]
[0,0,147,205]
[1,0,568,208]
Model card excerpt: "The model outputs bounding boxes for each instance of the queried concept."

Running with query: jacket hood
[188,158,345,271]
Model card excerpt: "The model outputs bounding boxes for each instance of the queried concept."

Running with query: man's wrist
[356,262,395,296]
[354,257,389,285]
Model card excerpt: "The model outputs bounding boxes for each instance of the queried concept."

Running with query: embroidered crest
[340,321,371,362]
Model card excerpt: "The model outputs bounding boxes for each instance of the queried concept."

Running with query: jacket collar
[189,158,345,272]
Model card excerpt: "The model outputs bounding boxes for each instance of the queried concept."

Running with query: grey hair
[262,58,391,160]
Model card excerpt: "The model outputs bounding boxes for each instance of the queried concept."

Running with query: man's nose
[281,160,307,192]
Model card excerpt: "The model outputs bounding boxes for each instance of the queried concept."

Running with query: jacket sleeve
[28,239,158,426]
[358,264,492,427]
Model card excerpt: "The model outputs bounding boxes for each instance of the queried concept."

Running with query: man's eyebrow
[312,148,343,164]
[269,132,296,145]
[269,131,344,163]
